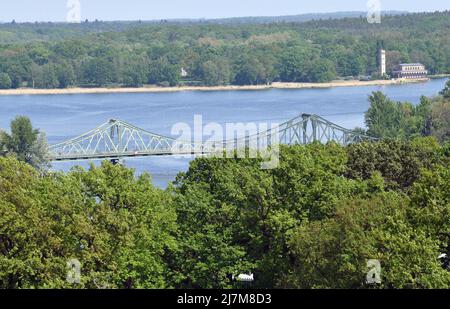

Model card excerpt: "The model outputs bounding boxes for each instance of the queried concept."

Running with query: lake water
[0,78,447,188]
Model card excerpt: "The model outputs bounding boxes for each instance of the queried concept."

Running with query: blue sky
[1,0,448,22]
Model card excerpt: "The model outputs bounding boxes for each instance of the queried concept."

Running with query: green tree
[173,143,363,288]
[122,62,148,87]
[365,91,402,138]
[0,72,12,89]
[284,193,450,289]
[82,58,116,87]
[0,158,62,288]
[199,61,220,86]
[0,158,178,288]
[199,59,231,86]
[0,116,49,171]
[278,46,311,82]
[234,57,268,85]
[56,62,76,88]
[346,138,441,190]
[409,165,450,259]
[61,162,178,288]
[429,99,450,143]
[32,64,59,89]
[6,63,29,89]
[172,158,262,288]
[28,44,51,65]
[306,59,337,83]
[439,80,450,99]
[148,57,180,87]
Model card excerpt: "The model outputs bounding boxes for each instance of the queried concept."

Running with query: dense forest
[0,82,449,289]
[0,11,449,89]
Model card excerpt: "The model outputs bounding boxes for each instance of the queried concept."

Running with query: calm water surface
[0,78,447,187]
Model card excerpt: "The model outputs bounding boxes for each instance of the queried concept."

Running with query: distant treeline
[0,11,449,89]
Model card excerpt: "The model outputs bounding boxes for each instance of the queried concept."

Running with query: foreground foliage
[0,138,448,289]
[0,160,177,288]
[285,193,449,288]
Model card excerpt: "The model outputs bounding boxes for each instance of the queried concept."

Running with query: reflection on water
[0,78,447,188]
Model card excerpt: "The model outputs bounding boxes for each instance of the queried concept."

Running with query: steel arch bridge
[48,114,377,162]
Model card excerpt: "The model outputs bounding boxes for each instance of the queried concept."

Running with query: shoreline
[0,78,432,96]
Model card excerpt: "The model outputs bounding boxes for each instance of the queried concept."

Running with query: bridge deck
[51,150,209,161]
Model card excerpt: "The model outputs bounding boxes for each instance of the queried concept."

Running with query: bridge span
[48,114,376,162]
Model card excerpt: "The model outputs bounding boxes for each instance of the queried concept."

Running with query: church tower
[378,49,386,76]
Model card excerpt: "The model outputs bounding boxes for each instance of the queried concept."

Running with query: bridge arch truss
[48,114,376,161]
